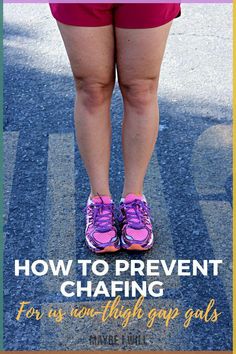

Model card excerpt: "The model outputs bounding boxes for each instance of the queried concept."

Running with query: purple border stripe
[3,0,233,3]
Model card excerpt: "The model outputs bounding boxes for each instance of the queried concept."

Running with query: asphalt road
[3,3,232,351]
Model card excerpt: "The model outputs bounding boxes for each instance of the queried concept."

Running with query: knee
[119,78,158,114]
[74,76,115,112]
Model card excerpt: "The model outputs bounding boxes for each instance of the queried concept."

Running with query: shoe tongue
[124,193,143,203]
[92,195,112,204]
[123,194,144,228]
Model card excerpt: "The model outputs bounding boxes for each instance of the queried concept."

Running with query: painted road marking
[144,152,180,289]
[191,124,232,312]
[43,133,76,294]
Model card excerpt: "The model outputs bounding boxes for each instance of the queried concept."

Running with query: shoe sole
[125,244,153,251]
[86,242,120,254]
[95,245,120,254]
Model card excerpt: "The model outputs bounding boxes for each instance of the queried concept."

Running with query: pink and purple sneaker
[119,194,154,251]
[85,195,120,254]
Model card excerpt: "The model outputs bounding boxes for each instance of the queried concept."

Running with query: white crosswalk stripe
[144,152,180,288]
[43,133,77,294]
[191,124,232,312]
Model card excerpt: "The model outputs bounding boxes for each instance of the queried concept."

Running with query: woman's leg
[57,23,115,197]
[115,22,172,197]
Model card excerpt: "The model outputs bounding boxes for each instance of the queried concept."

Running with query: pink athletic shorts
[50,4,181,29]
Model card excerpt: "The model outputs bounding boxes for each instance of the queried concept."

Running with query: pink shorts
[50,3,181,29]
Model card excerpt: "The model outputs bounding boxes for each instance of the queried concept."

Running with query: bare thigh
[115,22,172,91]
[57,23,115,90]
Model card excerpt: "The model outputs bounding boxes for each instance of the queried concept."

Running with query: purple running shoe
[85,195,120,253]
[119,194,154,251]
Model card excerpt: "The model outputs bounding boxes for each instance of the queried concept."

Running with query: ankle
[122,191,143,199]
[90,191,112,199]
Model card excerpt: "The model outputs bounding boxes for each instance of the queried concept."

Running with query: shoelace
[85,196,115,233]
[119,199,151,229]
